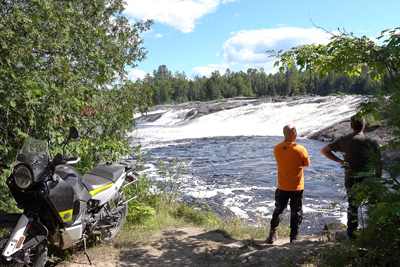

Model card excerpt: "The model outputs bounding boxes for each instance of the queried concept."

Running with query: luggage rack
[122,171,139,204]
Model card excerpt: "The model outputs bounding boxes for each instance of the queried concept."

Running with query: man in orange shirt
[266,124,310,244]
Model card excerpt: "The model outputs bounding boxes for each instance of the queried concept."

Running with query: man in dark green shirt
[321,115,382,238]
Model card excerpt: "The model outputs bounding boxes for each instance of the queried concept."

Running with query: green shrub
[173,202,219,226]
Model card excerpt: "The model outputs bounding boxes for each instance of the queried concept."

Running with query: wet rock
[185,109,198,118]
[323,221,346,231]
[138,112,165,122]
[322,221,348,243]
[335,230,349,242]
[309,119,394,146]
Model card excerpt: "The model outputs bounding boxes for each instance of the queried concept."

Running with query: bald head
[283,124,297,141]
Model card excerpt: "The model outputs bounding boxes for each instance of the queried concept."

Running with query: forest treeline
[136,64,392,105]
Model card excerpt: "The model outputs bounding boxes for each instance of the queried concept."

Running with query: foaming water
[132,95,365,144]
[133,96,366,234]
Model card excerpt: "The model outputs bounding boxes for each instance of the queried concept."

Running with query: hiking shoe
[290,229,300,243]
[266,229,278,244]
[290,236,300,243]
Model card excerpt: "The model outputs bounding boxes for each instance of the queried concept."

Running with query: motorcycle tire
[103,192,127,241]
[0,220,48,267]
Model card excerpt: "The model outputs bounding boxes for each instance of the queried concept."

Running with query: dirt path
[57,226,337,267]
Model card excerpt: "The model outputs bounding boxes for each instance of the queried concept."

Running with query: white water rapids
[131,95,367,234]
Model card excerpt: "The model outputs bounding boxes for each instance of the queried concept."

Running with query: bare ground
[56,226,338,267]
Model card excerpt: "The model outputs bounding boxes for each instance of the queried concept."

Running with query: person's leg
[289,190,303,242]
[347,195,358,239]
[345,173,358,238]
[266,189,289,244]
[270,189,290,228]
[345,174,358,238]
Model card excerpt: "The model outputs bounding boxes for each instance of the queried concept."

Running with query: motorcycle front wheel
[103,191,127,241]
[0,221,47,267]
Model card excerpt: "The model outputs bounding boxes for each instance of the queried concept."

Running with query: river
[131,95,366,234]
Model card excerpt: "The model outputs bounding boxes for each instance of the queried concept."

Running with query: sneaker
[266,229,278,244]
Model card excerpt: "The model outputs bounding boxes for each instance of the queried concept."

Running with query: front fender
[1,214,29,257]
[1,213,48,257]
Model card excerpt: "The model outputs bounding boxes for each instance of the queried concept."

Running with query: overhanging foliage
[0,0,153,211]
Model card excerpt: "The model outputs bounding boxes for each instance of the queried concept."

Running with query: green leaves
[0,0,153,213]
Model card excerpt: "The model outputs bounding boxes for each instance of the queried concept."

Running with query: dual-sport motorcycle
[0,127,139,266]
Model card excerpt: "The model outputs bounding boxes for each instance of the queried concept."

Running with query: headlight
[14,165,33,189]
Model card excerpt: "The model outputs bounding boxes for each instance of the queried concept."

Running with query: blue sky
[123,0,400,80]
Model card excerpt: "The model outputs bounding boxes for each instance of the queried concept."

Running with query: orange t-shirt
[274,141,310,191]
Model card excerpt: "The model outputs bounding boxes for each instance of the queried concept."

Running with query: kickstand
[83,235,93,265]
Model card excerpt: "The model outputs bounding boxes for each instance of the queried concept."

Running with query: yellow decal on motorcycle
[89,183,114,196]
[59,209,73,222]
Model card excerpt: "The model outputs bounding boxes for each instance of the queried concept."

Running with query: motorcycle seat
[82,164,125,194]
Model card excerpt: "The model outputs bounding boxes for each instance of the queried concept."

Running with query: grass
[117,199,283,246]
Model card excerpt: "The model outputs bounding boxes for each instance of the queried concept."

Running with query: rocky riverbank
[309,119,394,146]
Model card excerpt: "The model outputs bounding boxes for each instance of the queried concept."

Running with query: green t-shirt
[329,133,381,175]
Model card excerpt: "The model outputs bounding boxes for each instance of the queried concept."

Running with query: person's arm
[302,149,310,167]
[321,145,344,166]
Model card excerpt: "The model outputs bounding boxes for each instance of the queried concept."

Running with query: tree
[172,77,189,103]
[0,0,153,211]
[205,71,222,100]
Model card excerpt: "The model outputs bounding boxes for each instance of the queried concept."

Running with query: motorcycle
[0,127,139,266]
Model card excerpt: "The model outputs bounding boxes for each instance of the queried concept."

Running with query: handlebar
[66,157,81,164]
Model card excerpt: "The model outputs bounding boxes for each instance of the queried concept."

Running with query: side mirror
[69,127,79,140]
[62,127,79,160]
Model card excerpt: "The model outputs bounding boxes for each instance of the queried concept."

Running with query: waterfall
[134,95,366,145]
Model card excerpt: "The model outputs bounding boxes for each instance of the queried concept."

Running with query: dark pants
[270,189,303,237]
[345,171,365,238]
[347,193,358,238]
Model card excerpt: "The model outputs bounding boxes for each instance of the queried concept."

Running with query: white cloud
[192,27,331,78]
[128,69,147,81]
[124,0,239,33]
[155,33,164,38]
[192,65,231,77]
[192,66,216,77]
[220,27,331,68]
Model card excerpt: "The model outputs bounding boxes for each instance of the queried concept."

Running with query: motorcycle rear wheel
[103,192,127,241]
[0,221,47,267]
